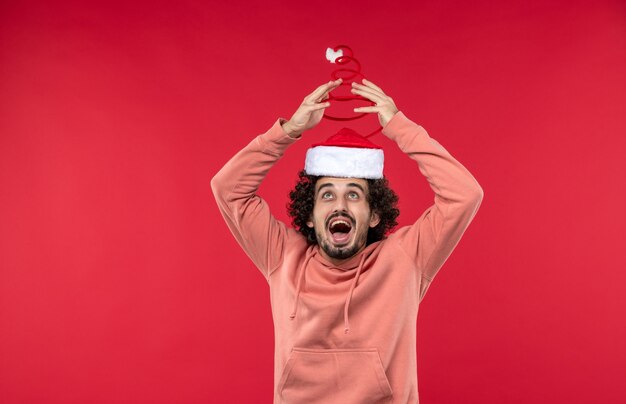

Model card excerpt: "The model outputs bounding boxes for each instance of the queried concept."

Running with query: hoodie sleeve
[382,111,484,302]
[210,117,300,282]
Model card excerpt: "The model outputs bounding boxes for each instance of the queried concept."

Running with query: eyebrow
[317,182,366,194]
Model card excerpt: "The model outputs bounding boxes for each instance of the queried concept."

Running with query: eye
[348,191,359,199]
[321,191,333,199]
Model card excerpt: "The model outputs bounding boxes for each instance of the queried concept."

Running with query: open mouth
[327,216,354,245]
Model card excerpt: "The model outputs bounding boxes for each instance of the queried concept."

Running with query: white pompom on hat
[325,47,344,63]
[304,128,384,179]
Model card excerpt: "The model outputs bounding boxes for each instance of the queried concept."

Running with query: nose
[333,196,348,212]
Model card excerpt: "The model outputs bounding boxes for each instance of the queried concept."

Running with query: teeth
[330,219,352,231]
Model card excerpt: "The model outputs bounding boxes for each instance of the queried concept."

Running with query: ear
[306,217,314,228]
[369,211,380,228]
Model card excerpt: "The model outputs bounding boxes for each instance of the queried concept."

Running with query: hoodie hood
[289,242,380,334]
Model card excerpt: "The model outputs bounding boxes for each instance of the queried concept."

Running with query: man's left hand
[351,79,399,128]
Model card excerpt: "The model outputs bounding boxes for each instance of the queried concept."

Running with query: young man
[211,78,483,403]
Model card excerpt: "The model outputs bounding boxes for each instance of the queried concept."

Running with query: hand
[351,79,399,128]
[282,78,342,138]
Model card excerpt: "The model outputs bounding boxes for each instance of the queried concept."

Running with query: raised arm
[210,79,343,280]
[351,79,484,302]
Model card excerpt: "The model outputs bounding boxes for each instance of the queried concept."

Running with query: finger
[353,106,380,113]
[362,78,385,94]
[310,102,331,110]
[317,81,342,102]
[306,79,342,104]
[351,87,386,104]
[351,85,382,99]
[352,82,384,99]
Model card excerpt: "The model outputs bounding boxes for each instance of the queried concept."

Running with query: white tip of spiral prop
[326,47,344,64]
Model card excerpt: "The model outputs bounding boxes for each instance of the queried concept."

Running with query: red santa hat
[304,128,384,179]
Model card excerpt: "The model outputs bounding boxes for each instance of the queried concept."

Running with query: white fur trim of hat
[304,128,384,179]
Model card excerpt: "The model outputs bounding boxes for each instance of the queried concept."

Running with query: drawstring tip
[344,328,350,334]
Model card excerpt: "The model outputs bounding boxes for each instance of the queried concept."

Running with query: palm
[306,105,325,129]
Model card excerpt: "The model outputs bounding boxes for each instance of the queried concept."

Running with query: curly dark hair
[287,169,400,245]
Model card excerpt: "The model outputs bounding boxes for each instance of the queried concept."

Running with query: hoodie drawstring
[343,252,367,334]
[289,247,315,320]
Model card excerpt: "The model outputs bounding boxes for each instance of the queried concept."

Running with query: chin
[324,244,359,260]
[319,236,362,260]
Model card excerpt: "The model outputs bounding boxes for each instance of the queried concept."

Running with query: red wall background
[1,0,625,403]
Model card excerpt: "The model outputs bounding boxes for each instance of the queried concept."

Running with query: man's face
[307,177,380,263]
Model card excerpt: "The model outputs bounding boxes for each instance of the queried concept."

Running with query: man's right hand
[282,78,342,138]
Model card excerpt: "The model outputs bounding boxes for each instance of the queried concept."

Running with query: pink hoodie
[211,111,483,403]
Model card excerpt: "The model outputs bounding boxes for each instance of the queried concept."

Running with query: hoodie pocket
[277,347,393,404]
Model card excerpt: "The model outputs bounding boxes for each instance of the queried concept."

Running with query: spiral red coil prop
[323,45,382,138]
